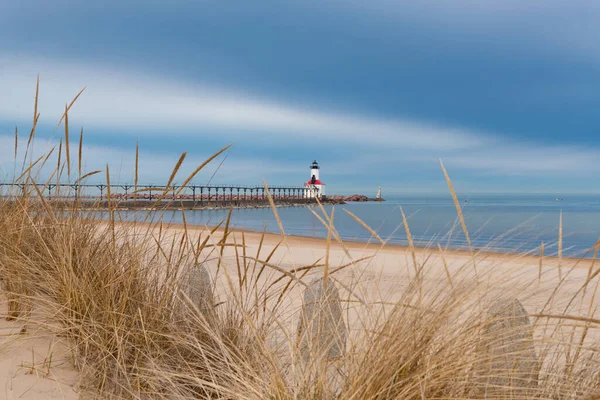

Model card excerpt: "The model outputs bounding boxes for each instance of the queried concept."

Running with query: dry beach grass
[1,88,600,398]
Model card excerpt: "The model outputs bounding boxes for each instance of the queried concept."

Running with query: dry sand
[0,303,78,400]
[0,221,595,398]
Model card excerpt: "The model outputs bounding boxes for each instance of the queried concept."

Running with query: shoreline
[111,219,596,265]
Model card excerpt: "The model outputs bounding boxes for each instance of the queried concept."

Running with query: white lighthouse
[304,160,326,199]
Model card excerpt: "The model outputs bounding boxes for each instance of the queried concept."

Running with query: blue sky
[1,0,600,195]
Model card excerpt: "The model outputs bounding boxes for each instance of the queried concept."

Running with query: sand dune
[0,221,595,398]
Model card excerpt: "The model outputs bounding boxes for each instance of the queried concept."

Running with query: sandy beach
[1,220,596,399]
[131,220,599,345]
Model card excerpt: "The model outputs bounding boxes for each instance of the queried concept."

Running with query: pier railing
[0,182,310,203]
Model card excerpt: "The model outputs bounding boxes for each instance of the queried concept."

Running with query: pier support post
[97,184,106,201]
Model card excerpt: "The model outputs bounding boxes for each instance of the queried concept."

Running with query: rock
[472,298,539,397]
[321,196,346,205]
[182,264,214,317]
[343,194,369,202]
[297,277,346,362]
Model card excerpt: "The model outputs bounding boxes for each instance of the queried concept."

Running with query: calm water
[115,194,600,258]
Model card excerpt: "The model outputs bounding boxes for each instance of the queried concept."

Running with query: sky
[1,0,600,195]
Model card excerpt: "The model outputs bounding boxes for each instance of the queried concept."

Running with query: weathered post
[297,277,346,362]
[472,298,539,397]
[181,264,214,317]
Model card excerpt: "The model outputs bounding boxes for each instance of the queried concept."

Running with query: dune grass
[1,89,600,399]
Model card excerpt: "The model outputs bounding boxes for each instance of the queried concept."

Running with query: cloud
[0,134,306,186]
[2,54,600,188]
[1,129,599,195]
[339,0,600,62]
[440,144,600,174]
[0,55,486,151]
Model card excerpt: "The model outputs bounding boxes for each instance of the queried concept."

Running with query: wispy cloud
[2,54,600,190]
[0,134,304,186]
[440,144,600,175]
[0,55,486,151]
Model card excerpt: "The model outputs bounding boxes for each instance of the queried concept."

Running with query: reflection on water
[103,194,600,258]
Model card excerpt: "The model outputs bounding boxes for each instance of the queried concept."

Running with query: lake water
[116,194,600,258]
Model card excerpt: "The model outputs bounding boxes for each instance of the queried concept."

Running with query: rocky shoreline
[326,194,385,203]
[47,197,345,211]
[31,194,384,211]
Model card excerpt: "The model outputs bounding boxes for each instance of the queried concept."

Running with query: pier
[0,182,343,209]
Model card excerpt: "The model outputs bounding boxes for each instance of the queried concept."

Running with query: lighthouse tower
[304,160,326,199]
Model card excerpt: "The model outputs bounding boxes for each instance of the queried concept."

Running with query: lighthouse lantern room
[304,160,326,199]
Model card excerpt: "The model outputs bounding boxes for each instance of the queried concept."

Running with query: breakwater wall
[81,197,345,210]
